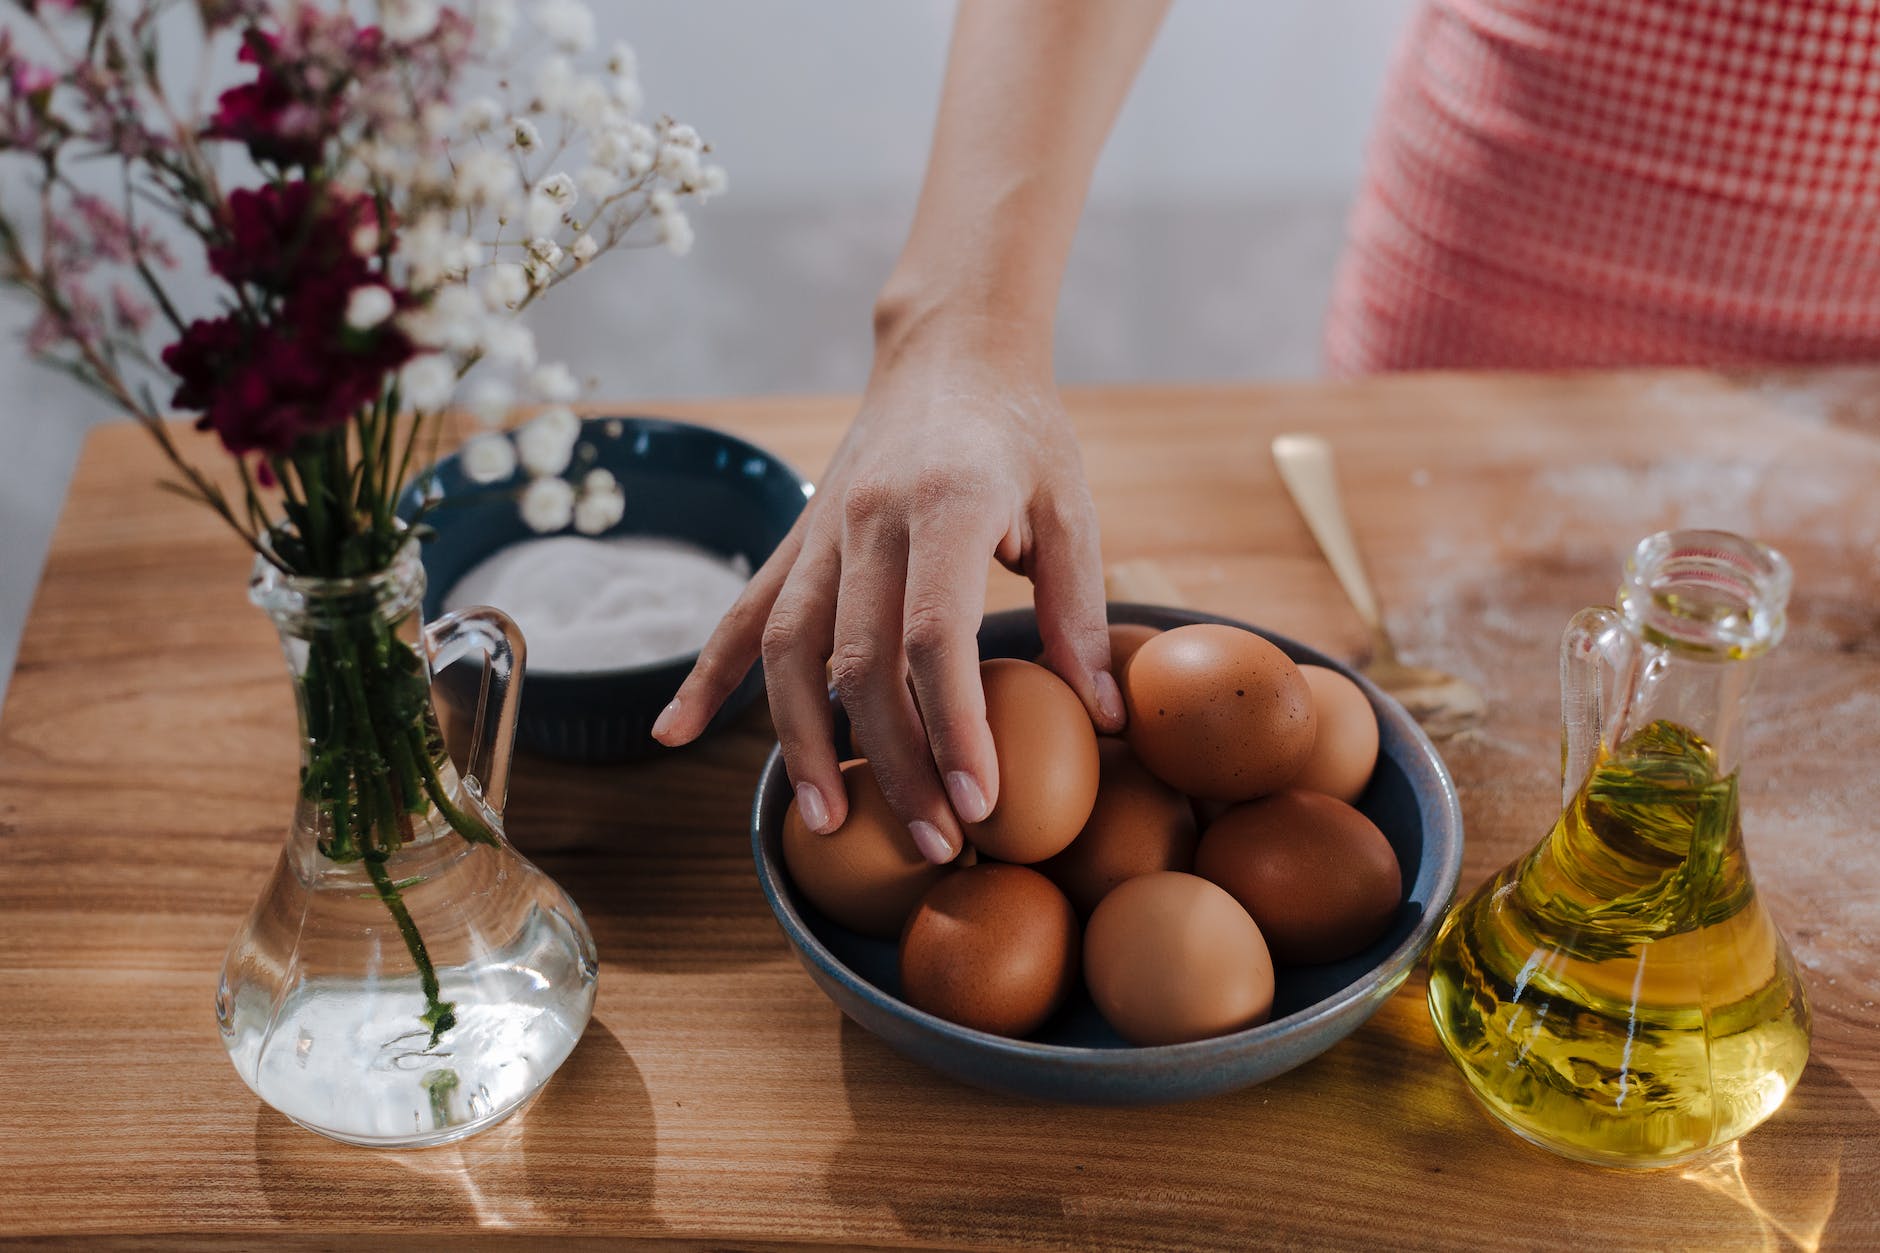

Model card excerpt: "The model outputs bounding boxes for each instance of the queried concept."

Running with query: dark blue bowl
[402,416,811,762]
[751,604,1465,1105]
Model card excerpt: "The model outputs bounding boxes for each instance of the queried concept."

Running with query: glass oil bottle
[1427,530,1810,1167]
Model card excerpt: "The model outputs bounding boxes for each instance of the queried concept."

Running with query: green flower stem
[296,605,495,1044]
[363,846,455,1047]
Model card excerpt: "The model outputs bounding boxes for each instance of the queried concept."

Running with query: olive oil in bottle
[1427,531,1810,1167]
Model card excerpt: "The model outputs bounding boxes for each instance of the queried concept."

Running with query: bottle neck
[1608,530,1791,776]
[1609,643,1759,776]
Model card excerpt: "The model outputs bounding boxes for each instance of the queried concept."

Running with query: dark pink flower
[183,319,412,456]
[208,181,381,294]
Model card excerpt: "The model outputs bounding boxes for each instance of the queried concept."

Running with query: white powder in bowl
[443,535,752,673]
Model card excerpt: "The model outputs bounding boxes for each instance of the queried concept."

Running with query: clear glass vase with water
[218,540,598,1147]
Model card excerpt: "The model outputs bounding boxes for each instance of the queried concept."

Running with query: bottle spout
[1618,530,1792,660]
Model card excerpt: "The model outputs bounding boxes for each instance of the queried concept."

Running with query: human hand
[650,340,1124,862]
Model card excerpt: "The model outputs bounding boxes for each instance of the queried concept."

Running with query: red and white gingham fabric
[1324,0,1880,373]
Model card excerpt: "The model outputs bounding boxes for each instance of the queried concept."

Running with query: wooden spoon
[1271,434,1484,739]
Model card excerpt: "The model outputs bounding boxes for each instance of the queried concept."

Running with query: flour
[444,536,752,672]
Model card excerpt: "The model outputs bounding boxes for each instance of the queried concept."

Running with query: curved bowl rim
[413,412,814,684]
[750,603,1466,1074]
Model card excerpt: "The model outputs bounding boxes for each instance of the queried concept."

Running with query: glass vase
[217,539,598,1148]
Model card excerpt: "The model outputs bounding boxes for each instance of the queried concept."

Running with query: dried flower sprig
[0,0,722,1041]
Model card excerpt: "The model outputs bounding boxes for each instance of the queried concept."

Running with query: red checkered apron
[1325,0,1880,373]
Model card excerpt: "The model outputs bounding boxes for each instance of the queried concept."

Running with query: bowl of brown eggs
[750,604,1464,1104]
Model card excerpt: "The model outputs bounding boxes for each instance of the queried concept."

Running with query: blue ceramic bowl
[751,604,1464,1105]
[403,416,810,762]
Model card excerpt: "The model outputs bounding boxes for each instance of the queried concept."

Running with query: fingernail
[650,698,680,742]
[796,782,833,833]
[908,819,955,865]
[1094,670,1126,728]
[945,771,991,824]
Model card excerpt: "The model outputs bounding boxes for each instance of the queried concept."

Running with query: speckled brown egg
[1123,624,1316,802]
[1083,871,1275,1046]
[964,658,1101,863]
[1291,665,1380,804]
[899,864,1080,1037]
[782,759,969,938]
[1195,790,1403,965]
[1036,738,1198,916]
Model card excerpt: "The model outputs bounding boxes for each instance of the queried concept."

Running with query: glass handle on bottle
[423,605,526,819]
[1559,606,1630,808]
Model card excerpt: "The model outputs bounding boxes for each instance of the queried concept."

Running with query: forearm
[875,0,1170,369]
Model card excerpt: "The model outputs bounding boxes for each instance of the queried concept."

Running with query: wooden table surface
[2,369,1877,1250]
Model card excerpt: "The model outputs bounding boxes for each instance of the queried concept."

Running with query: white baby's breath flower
[663,121,702,150]
[382,0,441,42]
[576,166,619,201]
[610,77,643,115]
[534,55,577,113]
[459,95,503,134]
[571,77,617,126]
[574,477,625,534]
[399,354,456,411]
[418,101,454,144]
[527,237,564,267]
[481,320,538,369]
[507,116,542,152]
[606,40,638,79]
[403,284,485,352]
[462,433,519,484]
[455,149,520,207]
[627,121,657,152]
[464,377,515,428]
[343,285,395,330]
[520,475,576,532]
[352,214,385,257]
[571,233,599,264]
[482,262,530,310]
[648,188,678,217]
[659,210,694,257]
[624,149,653,178]
[397,213,475,286]
[530,362,580,402]
[698,164,729,199]
[537,172,577,207]
[472,0,518,52]
[534,0,596,53]
[657,143,701,185]
[516,405,582,476]
[590,129,632,173]
[526,191,564,238]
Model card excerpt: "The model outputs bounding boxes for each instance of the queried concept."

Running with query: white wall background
[0,0,1414,702]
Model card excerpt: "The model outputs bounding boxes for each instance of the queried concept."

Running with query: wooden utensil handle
[1271,433,1385,640]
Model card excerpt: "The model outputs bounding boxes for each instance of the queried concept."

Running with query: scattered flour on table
[444,536,751,672]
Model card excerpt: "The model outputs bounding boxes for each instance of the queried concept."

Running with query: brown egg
[1195,790,1403,965]
[965,658,1100,863]
[1083,871,1274,1046]
[899,864,1080,1037]
[782,759,968,938]
[1036,739,1198,916]
[1034,622,1163,683]
[1106,622,1163,680]
[1292,666,1380,804]
[1123,624,1316,802]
